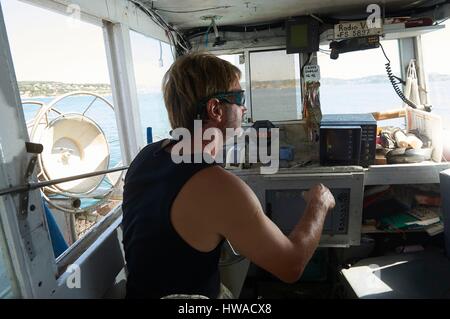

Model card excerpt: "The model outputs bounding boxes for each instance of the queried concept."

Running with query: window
[129,30,174,143]
[422,21,450,131]
[2,0,121,253]
[249,50,301,121]
[422,21,450,161]
[217,53,247,121]
[217,53,246,84]
[317,40,404,128]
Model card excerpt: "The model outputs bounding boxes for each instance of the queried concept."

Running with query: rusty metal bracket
[18,143,42,219]
[18,142,42,261]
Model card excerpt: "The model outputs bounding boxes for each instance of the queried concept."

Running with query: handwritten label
[304,65,320,83]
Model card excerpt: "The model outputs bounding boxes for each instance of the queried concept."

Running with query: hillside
[18,81,111,98]
[18,73,450,97]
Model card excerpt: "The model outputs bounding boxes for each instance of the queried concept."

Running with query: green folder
[380,213,421,230]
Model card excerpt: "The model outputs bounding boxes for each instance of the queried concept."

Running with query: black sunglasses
[196,90,246,117]
[212,90,246,107]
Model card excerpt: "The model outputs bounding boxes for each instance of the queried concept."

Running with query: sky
[129,30,173,92]
[249,50,300,81]
[317,39,401,79]
[1,0,449,85]
[0,0,173,90]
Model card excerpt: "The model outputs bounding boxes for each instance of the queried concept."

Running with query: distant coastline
[18,73,450,97]
[321,73,450,86]
[253,73,450,89]
[18,81,111,98]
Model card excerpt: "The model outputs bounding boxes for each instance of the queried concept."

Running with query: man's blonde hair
[162,52,241,131]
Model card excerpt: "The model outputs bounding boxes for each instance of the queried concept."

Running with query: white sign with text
[334,21,383,40]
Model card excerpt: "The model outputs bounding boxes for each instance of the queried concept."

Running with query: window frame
[0,0,171,298]
[128,29,174,143]
[213,45,305,123]
[248,48,303,122]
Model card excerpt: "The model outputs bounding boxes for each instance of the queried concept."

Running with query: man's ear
[205,98,224,123]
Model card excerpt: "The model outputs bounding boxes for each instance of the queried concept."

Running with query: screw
[30,205,36,211]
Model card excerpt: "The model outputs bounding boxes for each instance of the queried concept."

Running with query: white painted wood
[1,4,125,299]
[52,213,124,298]
[399,37,415,83]
[104,22,144,164]
[141,0,427,29]
[365,162,450,185]
[0,4,58,298]
[383,25,445,40]
[244,50,252,121]
[413,36,429,106]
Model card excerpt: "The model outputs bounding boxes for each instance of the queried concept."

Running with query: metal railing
[0,166,129,197]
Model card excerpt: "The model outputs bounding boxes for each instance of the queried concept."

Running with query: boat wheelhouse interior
[1,0,450,299]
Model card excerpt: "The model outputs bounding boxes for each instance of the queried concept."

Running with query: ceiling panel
[138,0,431,29]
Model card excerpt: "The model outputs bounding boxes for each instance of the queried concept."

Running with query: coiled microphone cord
[380,44,418,109]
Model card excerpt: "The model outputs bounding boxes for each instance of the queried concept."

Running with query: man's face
[222,80,247,131]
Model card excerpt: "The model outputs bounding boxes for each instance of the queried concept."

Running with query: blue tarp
[43,202,68,258]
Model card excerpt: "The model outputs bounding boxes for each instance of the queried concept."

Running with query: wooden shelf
[361,224,427,234]
[232,161,450,185]
[364,162,450,185]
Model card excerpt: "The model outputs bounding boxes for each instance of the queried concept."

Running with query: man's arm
[205,168,335,283]
[285,186,334,281]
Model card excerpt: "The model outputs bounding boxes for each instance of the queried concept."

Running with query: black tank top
[122,139,222,299]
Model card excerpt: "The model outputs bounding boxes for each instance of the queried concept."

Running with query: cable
[319,48,331,55]
[310,14,324,24]
[380,44,418,109]
[204,21,213,48]
[130,0,192,57]
[154,6,232,14]
[158,40,163,67]
[184,21,285,40]
[132,0,449,57]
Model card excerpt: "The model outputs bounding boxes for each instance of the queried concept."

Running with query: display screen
[320,126,362,166]
[290,24,308,48]
[286,17,319,53]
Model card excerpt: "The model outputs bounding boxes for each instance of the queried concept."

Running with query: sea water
[20,80,450,186]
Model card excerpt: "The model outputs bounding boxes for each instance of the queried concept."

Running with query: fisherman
[122,52,335,299]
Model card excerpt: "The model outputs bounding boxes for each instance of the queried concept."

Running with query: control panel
[235,168,365,247]
[320,114,377,167]
[266,188,350,235]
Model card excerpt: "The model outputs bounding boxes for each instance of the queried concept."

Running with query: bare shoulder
[184,166,265,234]
[172,165,263,250]
[190,166,259,205]
[194,165,244,186]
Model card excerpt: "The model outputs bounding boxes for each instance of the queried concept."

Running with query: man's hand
[302,184,336,212]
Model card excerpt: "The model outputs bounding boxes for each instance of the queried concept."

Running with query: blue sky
[1,0,449,84]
